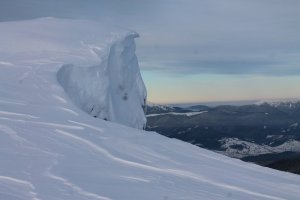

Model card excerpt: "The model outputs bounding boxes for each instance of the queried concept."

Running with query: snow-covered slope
[1,18,300,200]
[0,18,146,129]
[256,99,300,108]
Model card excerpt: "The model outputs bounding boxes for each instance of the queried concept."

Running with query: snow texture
[1,18,300,200]
[57,32,146,129]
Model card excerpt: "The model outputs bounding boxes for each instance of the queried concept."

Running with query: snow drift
[57,32,146,129]
[1,17,147,129]
[1,18,300,200]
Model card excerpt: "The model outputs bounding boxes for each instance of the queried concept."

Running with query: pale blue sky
[142,71,300,103]
[1,0,300,103]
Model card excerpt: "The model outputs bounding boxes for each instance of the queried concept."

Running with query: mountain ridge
[146,102,300,162]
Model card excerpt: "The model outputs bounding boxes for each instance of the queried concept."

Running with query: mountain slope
[1,18,300,200]
[146,103,300,158]
[267,156,300,175]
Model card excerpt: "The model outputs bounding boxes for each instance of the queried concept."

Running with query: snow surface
[1,18,300,200]
[0,17,146,129]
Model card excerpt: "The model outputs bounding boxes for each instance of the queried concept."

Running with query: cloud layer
[1,0,300,76]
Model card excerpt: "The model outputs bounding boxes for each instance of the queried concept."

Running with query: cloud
[1,0,300,76]
[134,0,300,76]
[0,0,164,23]
[141,59,298,76]
[137,39,300,76]
[138,47,300,76]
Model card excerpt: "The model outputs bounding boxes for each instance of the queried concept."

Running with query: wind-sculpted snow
[57,33,146,129]
[1,18,300,200]
[0,17,146,129]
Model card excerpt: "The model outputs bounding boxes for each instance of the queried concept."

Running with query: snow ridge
[256,99,300,107]
[57,32,147,129]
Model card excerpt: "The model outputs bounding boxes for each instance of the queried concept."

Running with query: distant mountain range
[146,100,300,174]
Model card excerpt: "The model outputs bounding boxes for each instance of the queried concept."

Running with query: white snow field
[0,18,300,200]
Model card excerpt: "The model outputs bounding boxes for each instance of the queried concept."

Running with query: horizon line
[147,97,300,106]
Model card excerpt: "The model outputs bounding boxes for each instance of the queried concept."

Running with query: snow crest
[57,31,147,129]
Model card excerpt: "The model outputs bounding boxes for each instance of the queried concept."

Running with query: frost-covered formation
[0,18,147,129]
[57,32,147,129]
[1,18,300,200]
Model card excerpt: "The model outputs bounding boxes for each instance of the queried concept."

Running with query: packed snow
[57,32,146,129]
[0,17,146,129]
[1,18,300,200]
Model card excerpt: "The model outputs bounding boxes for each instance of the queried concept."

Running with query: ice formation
[57,32,147,129]
[1,18,147,129]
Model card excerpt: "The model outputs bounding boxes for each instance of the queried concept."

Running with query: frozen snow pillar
[57,32,147,129]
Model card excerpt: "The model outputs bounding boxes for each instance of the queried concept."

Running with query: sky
[1,0,300,104]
